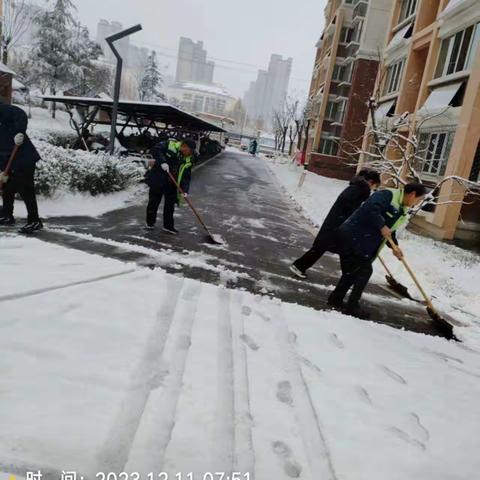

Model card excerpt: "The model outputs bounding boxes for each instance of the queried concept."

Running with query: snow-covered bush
[34,140,144,197]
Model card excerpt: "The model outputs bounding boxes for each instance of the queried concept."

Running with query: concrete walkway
[40,150,443,336]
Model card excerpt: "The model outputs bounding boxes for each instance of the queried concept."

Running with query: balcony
[344,41,359,58]
[353,0,368,19]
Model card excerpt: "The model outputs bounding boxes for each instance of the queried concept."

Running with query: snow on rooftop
[0,61,15,75]
[177,82,233,97]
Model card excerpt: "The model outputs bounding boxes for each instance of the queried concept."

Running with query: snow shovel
[378,255,414,300]
[386,237,457,341]
[167,170,224,245]
[0,144,21,192]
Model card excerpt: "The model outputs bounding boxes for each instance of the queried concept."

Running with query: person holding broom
[144,138,196,234]
[328,182,427,319]
[0,102,42,234]
[290,169,381,279]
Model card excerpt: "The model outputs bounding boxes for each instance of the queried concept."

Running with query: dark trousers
[2,172,39,223]
[294,231,335,272]
[330,251,373,307]
[146,188,176,229]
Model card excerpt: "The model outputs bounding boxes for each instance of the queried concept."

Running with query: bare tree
[1,0,34,65]
[358,98,480,215]
[272,97,298,154]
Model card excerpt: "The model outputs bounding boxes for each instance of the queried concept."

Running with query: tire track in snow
[211,288,235,474]
[95,276,184,473]
[231,292,255,477]
[271,302,338,480]
[127,282,202,472]
[0,269,137,303]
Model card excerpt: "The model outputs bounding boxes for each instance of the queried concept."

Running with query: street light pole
[105,24,142,155]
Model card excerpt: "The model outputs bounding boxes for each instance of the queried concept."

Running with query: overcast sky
[65,0,326,99]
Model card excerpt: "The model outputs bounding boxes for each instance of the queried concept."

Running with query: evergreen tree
[29,0,78,117]
[70,22,104,96]
[138,51,164,102]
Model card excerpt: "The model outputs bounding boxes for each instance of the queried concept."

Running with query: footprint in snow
[381,365,407,385]
[242,306,252,316]
[389,426,426,451]
[276,381,293,406]
[330,332,344,349]
[272,441,303,478]
[422,348,464,365]
[299,356,323,376]
[410,412,430,442]
[240,334,259,351]
[355,385,373,405]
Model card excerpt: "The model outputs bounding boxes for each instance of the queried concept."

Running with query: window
[382,58,405,95]
[352,20,364,43]
[419,81,465,113]
[398,0,417,24]
[435,23,480,78]
[319,137,339,156]
[332,63,352,82]
[335,100,347,123]
[325,100,338,120]
[339,27,353,44]
[418,132,453,176]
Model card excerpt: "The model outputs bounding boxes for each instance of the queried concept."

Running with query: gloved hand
[14,133,25,146]
[0,171,9,184]
[161,163,169,173]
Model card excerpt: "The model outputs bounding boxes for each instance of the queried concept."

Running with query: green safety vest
[377,188,410,256]
[167,140,192,202]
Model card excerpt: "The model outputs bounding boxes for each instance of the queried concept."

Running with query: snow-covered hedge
[34,140,144,197]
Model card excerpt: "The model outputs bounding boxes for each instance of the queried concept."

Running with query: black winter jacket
[318,176,371,236]
[0,104,40,174]
[339,189,408,260]
[145,140,192,194]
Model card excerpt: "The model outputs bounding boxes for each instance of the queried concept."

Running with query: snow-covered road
[1,235,480,479]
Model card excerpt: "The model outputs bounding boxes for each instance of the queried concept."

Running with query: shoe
[163,226,179,235]
[18,220,43,234]
[0,216,15,226]
[144,223,155,230]
[326,294,344,311]
[344,303,371,320]
[290,264,308,279]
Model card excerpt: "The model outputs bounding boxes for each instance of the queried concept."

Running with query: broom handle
[166,170,212,235]
[0,144,21,191]
[4,144,21,176]
[386,237,435,311]
[378,255,394,277]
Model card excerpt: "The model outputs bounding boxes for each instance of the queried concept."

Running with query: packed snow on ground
[13,186,144,219]
[1,234,480,479]
[265,156,480,346]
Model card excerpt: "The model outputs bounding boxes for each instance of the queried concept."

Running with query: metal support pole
[105,24,142,155]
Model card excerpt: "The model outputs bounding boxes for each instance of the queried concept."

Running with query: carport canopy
[42,95,226,133]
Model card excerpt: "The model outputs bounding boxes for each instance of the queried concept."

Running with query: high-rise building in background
[306,0,394,179]
[96,20,130,65]
[175,37,215,84]
[243,54,293,130]
[360,0,480,242]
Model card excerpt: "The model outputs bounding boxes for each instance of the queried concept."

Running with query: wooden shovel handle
[386,237,435,311]
[4,144,21,176]
[166,170,211,234]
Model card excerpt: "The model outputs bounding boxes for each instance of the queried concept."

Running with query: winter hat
[182,139,197,151]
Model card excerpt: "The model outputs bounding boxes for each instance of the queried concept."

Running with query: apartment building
[363,0,480,241]
[307,0,394,179]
